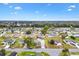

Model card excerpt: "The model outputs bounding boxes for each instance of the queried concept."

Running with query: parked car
[64,39,79,48]
[63,39,76,46]
[9,52,17,56]
[75,43,79,48]
[54,41,62,46]
[0,52,4,56]
[49,40,62,46]
[73,34,79,37]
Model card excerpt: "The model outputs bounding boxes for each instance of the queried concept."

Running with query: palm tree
[60,48,70,56]
[24,37,35,49]
[0,49,6,56]
[59,32,70,55]
[41,25,49,35]
[60,32,68,48]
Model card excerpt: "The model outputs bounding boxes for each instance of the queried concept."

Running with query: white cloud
[67,8,72,11]
[69,5,76,8]
[67,5,76,11]
[14,6,22,10]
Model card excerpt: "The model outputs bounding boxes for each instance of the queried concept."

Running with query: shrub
[60,48,70,56]
[70,36,76,40]
[24,37,35,48]
[49,40,54,45]
[26,30,31,34]
[0,49,6,56]
[40,52,49,56]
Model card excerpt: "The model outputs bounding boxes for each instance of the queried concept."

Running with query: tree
[70,25,75,31]
[48,25,54,31]
[0,49,6,56]
[59,32,68,48]
[40,52,49,56]
[24,37,35,48]
[49,40,54,45]
[60,48,70,56]
[70,36,76,40]
[41,25,49,35]
[26,30,31,34]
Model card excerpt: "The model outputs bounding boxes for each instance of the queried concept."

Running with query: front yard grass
[45,36,75,48]
[45,36,62,48]
[10,39,24,48]
[5,51,12,56]
[17,51,50,56]
[0,36,6,48]
[17,51,36,56]
[40,52,49,56]
[70,52,79,55]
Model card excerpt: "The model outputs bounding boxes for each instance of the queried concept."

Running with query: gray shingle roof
[3,39,15,44]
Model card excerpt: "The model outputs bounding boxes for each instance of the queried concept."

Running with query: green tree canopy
[41,25,49,35]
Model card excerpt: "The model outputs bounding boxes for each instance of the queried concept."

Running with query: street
[5,48,62,56]
[4,48,79,56]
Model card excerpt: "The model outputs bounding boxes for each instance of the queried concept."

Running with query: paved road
[4,48,79,56]
[69,49,79,52]
[5,48,62,56]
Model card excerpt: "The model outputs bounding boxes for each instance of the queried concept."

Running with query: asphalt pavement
[4,48,79,56]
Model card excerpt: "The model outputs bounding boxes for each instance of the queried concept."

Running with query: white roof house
[37,38,45,49]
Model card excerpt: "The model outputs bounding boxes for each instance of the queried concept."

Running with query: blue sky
[0,3,79,21]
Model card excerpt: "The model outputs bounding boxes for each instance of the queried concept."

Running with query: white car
[54,41,62,46]
[64,39,79,49]
[4,45,10,49]
[63,39,76,46]
[75,43,79,48]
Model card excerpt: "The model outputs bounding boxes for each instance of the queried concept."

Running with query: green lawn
[68,36,79,43]
[40,52,49,56]
[5,51,12,56]
[70,52,79,55]
[0,36,6,48]
[74,38,79,43]
[17,51,36,56]
[45,36,75,48]
[45,36,62,48]
[10,39,24,48]
[17,51,49,56]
